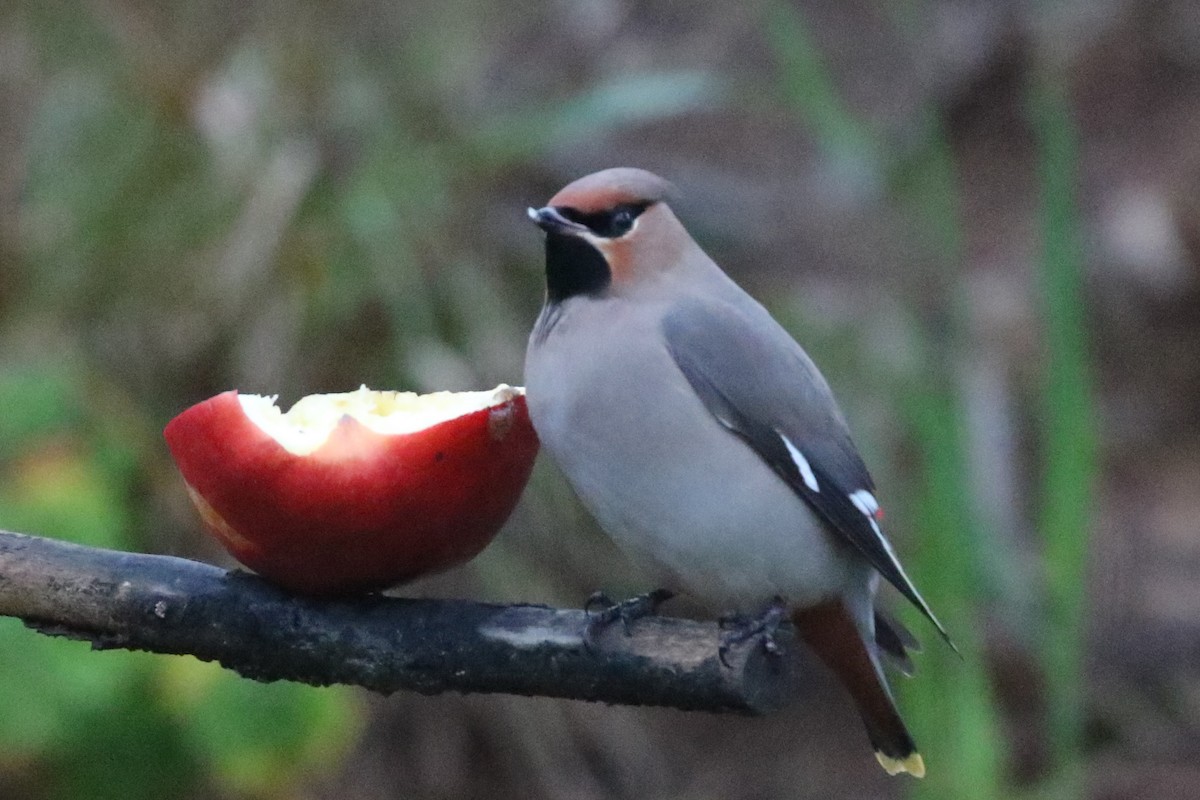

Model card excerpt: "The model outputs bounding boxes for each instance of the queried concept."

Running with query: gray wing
[662,297,952,648]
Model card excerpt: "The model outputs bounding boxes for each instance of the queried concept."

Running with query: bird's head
[528,168,686,303]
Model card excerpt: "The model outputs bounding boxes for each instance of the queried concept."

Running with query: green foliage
[1,0,1098,796]
[472,70,724,166]
[0,366,128,550]
[1,4,726,798]
[0,366,83,454]
[0,361,363,799]
[763,5,1006,795]
[41,669,203,800]
[158,658,362,797]
[765,2,884,183]
[1027,67,1096,794]
[765,2,1095,797]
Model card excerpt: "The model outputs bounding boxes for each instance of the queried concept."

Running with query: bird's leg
[718,595,788,668]
[583,588,675,650]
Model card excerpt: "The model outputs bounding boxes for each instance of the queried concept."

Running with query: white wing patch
[850,489,900,558]
[849,488,927,605]
[779,433,820,493]
[854,489,892,551]
[849,489,881,519]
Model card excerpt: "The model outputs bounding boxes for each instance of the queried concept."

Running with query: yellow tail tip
[875,751,926,778]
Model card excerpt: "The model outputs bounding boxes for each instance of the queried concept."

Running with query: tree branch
[0,529,797,714]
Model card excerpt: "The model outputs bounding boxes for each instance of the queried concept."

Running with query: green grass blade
[763,6,1005,794]
[1026,67,1096,793]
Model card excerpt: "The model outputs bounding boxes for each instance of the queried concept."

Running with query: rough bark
[0,529,797,714]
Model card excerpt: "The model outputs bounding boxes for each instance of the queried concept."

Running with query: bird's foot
[718,596,788,668]
[583,588,675,651]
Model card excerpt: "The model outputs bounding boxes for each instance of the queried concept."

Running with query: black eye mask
[556,202,651,239]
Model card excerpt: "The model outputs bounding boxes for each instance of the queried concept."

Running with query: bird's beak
[527,206,587,236]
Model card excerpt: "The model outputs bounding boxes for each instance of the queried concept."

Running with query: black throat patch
[544,232,611,304]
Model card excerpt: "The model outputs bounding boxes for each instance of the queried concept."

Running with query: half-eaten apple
[164,385,538,595]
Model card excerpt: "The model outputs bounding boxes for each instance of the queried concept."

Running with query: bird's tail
[792,600,925,778]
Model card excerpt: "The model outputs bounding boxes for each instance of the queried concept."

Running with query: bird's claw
[584,591,615,617]
[718,612,749,631]
[718,596,787,668]
[583,588,675,651]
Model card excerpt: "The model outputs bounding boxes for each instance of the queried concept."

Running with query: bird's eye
[595,203,647,238]
[609,208,635,235]
[556,202,650,238]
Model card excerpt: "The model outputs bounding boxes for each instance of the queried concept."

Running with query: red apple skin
[164,390,539,595]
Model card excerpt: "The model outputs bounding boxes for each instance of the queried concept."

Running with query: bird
[523,167,952,778]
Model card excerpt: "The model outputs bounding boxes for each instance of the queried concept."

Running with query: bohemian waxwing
[523,167,952,778]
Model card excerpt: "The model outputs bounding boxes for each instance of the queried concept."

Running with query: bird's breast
[524,298,857,610]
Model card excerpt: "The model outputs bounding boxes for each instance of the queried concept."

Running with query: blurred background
[2,0,1198,798]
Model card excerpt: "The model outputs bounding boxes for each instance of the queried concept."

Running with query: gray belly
[525,304,859,611]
